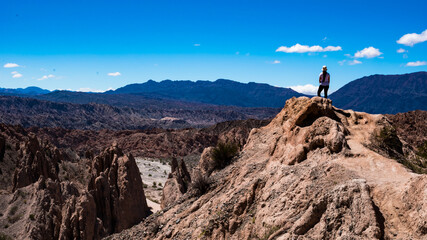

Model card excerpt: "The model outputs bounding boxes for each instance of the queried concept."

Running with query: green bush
[211,142,239,170]
[417,141,427,159]
[9,206,18,216]
[191,173,210,196]
[375,126,403,157]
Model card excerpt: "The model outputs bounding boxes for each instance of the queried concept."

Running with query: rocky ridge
[0,126,150,239]
[28,119,270,158]
[108,97,427,240]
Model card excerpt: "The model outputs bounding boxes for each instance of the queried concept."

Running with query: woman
[317,65,330,98]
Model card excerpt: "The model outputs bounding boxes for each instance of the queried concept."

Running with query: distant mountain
[0,86,50,96]
[330,71,427,114]
[109,79,304,108]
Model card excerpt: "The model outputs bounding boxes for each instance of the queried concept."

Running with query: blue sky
[1,0,426,94]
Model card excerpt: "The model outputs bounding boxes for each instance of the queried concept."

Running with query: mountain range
[0,72,426,131]
[330,71,427,114]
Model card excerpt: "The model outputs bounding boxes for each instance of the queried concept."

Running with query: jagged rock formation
[27,177,98,240]
[161,158,192,209]
[88,145,150,235]
[0,124,150,240]
[109,97,427,240]
[12,135,61,191]
[197,147,216,176]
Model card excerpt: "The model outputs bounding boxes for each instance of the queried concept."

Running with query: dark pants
[317,85,329,98]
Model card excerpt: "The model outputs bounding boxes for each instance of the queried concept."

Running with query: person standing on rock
[317,65,330,98]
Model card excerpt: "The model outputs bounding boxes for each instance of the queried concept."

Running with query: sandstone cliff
[108,97,427,240]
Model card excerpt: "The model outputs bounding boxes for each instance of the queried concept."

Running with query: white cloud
[194,43,201,47]
[276,44,342,53]
[76,87,114,93]
[11,71,23,78]
[338,59,362,65]
[37,74,55,80]
[273,60,280,64]
[288,84,318,95]
[406,61,427,67]
[354,47,382,58]
[349,59,362,65]
[108,72,121,77]
[397,29,427,46]
[4,63,20,68]
[397,48,407,53]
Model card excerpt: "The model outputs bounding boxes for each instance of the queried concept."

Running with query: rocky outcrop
[109,96,427,240]
[88,145,150,235]
[12,135,61,191]
[254,97,349,165]
[161,158,191,209]
[1,124,150,240]
[28,177,99,240]
[197,147,215,176]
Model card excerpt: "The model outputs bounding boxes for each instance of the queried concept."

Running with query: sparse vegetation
[416,141,427,159]
[0,232,12,240]
[29,214,35,221]
[259,225,280,240]
[148,174,152,177]
[375,126,403,157]
[143,183,148,188]
[191,172,210,196]
[371,126,427,174]
[8,214,21,224]
[211,142,239,170]
[9,206,18,216]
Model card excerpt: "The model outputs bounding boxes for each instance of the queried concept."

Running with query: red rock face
[88,145,150,235]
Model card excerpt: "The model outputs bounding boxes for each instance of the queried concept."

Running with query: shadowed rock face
[88,145,150,235]
[0,123,150,240]
[12,135,60,191]
[161,158,192,209]
[108,97,427,240]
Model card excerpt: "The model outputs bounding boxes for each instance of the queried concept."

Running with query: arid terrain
[107,97,426,239]
[0,97,426,239]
